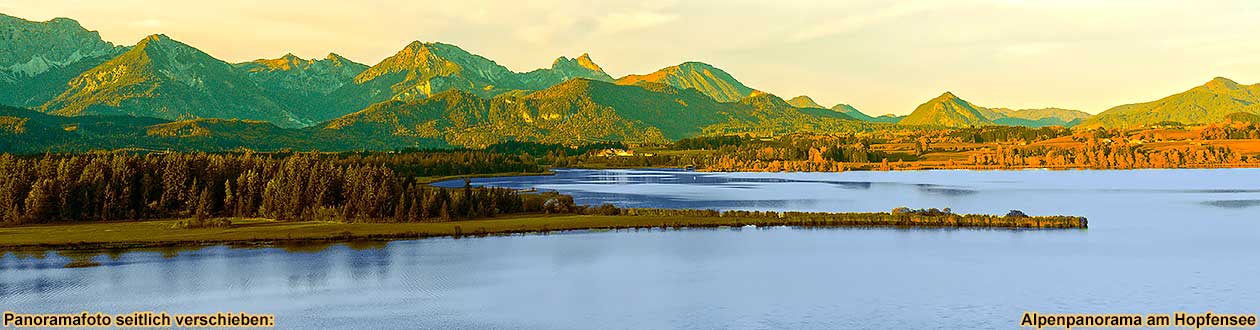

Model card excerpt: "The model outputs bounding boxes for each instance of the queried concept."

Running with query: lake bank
[415,170,555,184]
[0,211,1084,253]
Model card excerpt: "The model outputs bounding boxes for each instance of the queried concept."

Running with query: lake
[3,168,1258,329]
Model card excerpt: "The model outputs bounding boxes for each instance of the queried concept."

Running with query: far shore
[0,211,1085,254]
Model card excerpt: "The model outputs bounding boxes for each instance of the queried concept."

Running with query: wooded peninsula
[0,148,1089,253]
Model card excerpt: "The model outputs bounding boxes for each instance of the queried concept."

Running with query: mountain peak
[401,40,455,53]
[574,53,603,73]
[246,53,311,71]
[614,61,753,102]
[1205,76,1240,90]
[899,91,993,127]
[132,34,199,57]
[140,34,171,44]
[46,17,83,27]
[786,95,824,109]
[678,61,714,68]
[551,53,607,74]
[134,34,184,51]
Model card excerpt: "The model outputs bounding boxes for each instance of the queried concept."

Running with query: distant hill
[1,104,166,152]
[38,34,306,127]
[830,103,886,122]
[0,14,125,107]
[871,114,905,123]
[615,62,754,102]
[234,53,368,121]
[1081,77,1260,128]
[785,95,891,124]
[900,92,1089,128]
[786,95,825,109]
[899,92,994,127]
[989,108,1092,128]
[719,92,863,135]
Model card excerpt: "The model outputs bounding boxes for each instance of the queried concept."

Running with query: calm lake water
[4,168,1259,329]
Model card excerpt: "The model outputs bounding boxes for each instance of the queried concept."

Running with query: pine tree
[196,186,212,222]
[223,180,234,218]
[24,179,57,223]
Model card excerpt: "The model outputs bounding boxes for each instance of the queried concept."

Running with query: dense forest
[0,152,583,226]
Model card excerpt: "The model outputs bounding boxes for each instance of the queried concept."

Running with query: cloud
[790,1,945,42]
[596,10,677,34]
[1000,41,1064,57]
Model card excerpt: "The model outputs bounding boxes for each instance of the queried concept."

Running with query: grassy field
[0,211,1085,252]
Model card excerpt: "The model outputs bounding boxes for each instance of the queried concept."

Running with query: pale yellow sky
[4,0,1259,115]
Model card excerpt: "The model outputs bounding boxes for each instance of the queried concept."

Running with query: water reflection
[1201,199,1260,209]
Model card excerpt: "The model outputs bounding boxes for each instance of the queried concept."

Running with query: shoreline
[416,170,556,184]
[0,211,1085,253]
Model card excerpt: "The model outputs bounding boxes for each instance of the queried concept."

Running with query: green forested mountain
[1080,77,1260,128]
[323,79,866,149]
[900,92,1089,128]
[0,14,125,107]
[38,34,306,127]
[615,62,755,102]
[234,53,368,120]
[899,92,994,127]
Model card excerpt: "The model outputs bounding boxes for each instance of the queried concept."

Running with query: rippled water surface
[4,169,1259,329]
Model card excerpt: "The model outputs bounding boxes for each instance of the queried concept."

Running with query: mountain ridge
[38,34,306,127]
[1081,77,1260,128]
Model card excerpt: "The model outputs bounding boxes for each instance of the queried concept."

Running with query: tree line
[0,152,582,226]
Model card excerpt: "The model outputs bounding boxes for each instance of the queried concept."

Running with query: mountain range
[2,13,1258,152]
[0,14,125,107]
